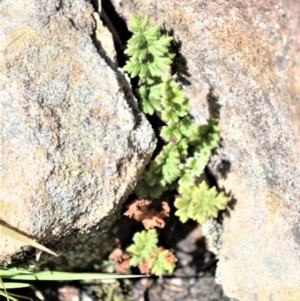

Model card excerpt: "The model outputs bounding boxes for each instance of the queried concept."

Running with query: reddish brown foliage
[108,248,130,274]
[124,199,151,221]
[124,200,170,230]
[138,259,151,275]
[162,249,177,265]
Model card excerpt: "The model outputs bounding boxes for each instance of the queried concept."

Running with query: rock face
[0,0,155,265]
[117,1,300,300]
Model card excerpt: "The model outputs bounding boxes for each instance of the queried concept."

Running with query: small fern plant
[122,14,229,276]
[126,229,177,277]
[123,15,174,115]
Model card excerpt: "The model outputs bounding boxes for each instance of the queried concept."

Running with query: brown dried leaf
[138,259,151,275]
[163,250,177,265]
[108,248,123,262]
[108,248,131,274]
[114,254,130,274]
[124,199,151,221]
[142,208,166,229]
[160,201,170,217]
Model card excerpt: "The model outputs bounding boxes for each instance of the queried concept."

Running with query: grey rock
[0,0,155,266]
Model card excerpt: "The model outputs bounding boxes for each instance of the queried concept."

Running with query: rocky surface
[116,1,300,300]
[0,0,155,266]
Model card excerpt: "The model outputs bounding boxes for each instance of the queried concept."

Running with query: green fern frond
[134,179,166,199]
[134,142,181,198]
[154,143,181,185]
[160,75,188,124]
[160,124,182,141]
[184,118,220,154]
[149,250,177,277]
[125,14,227,259]
[127,230,177,277]
[123,15,173,79]
[178,152,209,187]
[174,182,229,224]
[126,229,158,267]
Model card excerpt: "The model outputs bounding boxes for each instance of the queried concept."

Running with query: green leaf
[184,118,220,154]
[140,15,149,31]
[178,116,192,136]
[123,59,141,78]
[128,14,143,32]
[144,23,161,39]
[175,182,229,224]
[148,62,165,77]
[127,230,158,267]
[174,196,191,223]
[155,143,181,184]
[177,138,189,158]
[134,178,166,199]
[178,152,209,187]
[160,76,188,125]
[149,250,177,277]
[178,171,195,187]
[161,108,180,124]
[160,124,182,142]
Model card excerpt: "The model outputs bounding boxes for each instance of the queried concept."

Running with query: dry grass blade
[0,225,58,257]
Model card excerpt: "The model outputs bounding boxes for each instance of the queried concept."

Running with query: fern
[123,15,174,116]
[123,14,229,277]
[174,181,229,223]
[123,15,174,79]
[134,76,220,199]
[126,229,158,266]
[160,75,189,124]
[179,152,209,187]
[126,230,176,277]
[149,249,177,277]
[134,142,181,198]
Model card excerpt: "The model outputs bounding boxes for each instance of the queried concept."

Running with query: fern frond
[127,230,177,277]
[184,118,220,154]
[127,229,158,266]
[123,15,173,79]
[174,182,229,224]
[160,75,188,125]
[134,179,166,199]
[178,152,209,186]
[149,249,177,277]
[154,143,181,185]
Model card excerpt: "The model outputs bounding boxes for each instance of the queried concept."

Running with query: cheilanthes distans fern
[123,14,229,224]
[114,14,231,278]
